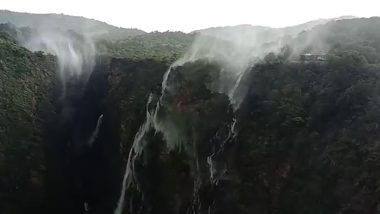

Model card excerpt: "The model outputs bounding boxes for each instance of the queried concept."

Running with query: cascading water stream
[114,61,244,213]
[113,31,281,213]
[114,63,186,213]
[207,118,237,185]
[88,114,103,146]
[20,28,102,213]
[114,95,154,214]
[114,56,246,214]
[114,59,182,213]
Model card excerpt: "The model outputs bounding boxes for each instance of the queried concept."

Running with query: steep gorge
[3,17,380,214]
[43,57,170,214]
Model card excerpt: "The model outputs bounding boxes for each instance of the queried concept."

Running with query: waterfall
[114,63,186,213]
[207,118,237,185]
[113,60,242,213]
[114,95,154,214]
[21,29,96,96]
[114,58,243,214]
[88,114,103,146]
[228,71,247,110]
[113,33,272,213]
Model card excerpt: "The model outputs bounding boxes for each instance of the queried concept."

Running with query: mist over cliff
[2,10,380,214]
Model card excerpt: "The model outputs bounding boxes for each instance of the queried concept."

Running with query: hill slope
[0,35,57,213]
[2,15,380,214]
[0,10,146,40]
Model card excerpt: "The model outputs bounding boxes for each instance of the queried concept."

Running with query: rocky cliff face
[0,37,57,213]
[106,56,380,214]
[37,56,240,214]
[41,57,171,214]
[0,36,173,212]
[3,27,380,214]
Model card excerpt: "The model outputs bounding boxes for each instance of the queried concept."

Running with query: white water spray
[207,118,237,185]
[114,95,154,214]
[113,26,308,213]
[88,114,103,146]
[21,29,96,87]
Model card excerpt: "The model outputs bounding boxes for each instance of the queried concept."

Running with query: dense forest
[2,10,380,214]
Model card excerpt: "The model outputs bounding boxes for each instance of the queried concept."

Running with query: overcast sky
[2,0,380,32]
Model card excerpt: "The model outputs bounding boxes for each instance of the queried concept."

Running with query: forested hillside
[0,34,57,213]
[2,11,380,214]
[0,10,145,40]
[96,31,194,61]
[236,55,380,213]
